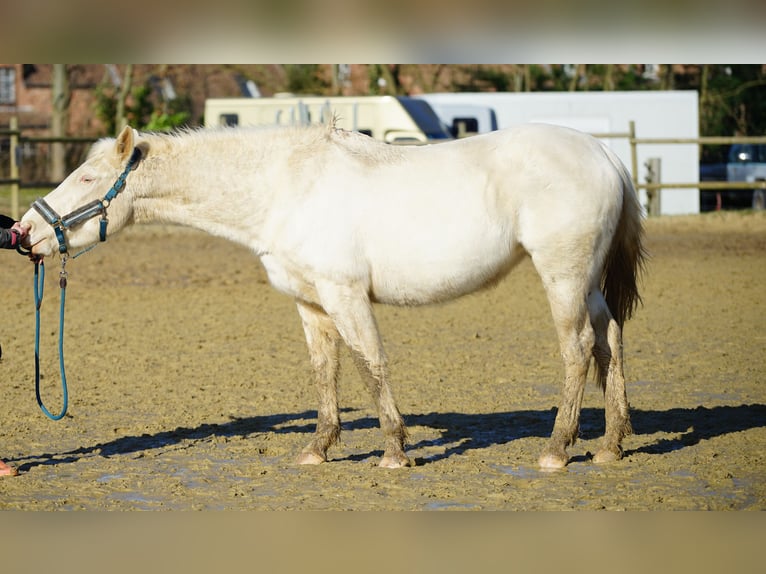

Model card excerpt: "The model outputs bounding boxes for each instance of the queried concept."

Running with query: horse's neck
[130,134,274,250]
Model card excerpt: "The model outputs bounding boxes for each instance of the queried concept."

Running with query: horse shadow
[402,403,766,464]
[12,403,766,472]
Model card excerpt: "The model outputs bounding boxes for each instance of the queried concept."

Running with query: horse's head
[22,126,146,257]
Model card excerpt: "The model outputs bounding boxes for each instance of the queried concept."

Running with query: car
[727,143,766,210]
[699,162,727,212]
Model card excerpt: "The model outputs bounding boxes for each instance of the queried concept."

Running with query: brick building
[0,64,554,137]
[0,64,285,137]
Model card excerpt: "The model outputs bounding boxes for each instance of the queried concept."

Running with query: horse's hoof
[538,452,568,470]
[296,451,326,465]
[379,452,413,469]
[593,448,622,464]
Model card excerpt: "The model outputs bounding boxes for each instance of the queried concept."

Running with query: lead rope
[33,256,69,420]
[24,146,142,421]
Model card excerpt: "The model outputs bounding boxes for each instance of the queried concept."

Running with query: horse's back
[263,124,631,306]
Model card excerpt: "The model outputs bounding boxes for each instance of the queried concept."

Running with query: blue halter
[27,146,141,420]
[31,146,142,256]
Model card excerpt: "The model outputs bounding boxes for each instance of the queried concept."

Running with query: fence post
[629,120,638,193]
[9,116,19,220]
[645,157,662,216]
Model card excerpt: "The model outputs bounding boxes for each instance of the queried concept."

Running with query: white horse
[22,123,645,469]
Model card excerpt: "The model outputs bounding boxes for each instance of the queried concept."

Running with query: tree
[694,65,766,162]
[94,65,190,134]
[50,64,70,181]
[284,65,329,94]
[115,64,134,133]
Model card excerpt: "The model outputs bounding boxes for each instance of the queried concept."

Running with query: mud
[0,211,763,510]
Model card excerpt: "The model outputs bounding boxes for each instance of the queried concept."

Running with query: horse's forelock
[86,137,115,161]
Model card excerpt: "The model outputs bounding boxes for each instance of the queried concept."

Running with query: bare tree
[659,64,675,90]
[568,64,587,91]
[50,64,70,181]
[115,64,134,134]
[512,65,531,91]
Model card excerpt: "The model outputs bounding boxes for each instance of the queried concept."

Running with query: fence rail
[1,117,100,218]
[3,117,766,219]
[596,122,766,195]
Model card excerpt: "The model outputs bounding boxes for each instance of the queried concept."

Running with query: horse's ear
[115,126,147,168]
[115,125,134,162]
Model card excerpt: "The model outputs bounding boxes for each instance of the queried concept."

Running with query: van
[203,95,452,144]
[413,98,498,137]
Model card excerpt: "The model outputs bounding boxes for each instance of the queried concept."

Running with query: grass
[0,186,50,219]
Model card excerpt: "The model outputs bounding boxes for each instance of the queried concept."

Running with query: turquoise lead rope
[25,146,141,421]
[33,258,69,420]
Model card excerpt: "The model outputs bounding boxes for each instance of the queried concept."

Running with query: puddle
[491,464,545,479]
[425,501,482,510]
[96,473,124,483]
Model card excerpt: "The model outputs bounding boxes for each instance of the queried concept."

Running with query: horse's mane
[326,126,407,166]
[89,123,406,167]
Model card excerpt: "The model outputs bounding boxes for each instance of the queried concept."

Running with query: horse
[21,122,645,470]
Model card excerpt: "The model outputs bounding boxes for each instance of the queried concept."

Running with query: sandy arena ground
[0,210,763,510]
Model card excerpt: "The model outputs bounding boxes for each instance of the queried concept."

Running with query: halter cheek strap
[31,146,142,256]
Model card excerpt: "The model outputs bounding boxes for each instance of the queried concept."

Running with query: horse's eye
[80,175,95,184]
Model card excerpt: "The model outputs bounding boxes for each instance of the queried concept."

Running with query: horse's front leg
[316,280,411,469]
[349,350,411,468]
[295,301,342,465]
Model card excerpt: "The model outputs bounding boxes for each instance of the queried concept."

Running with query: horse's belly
[367,233,521,306]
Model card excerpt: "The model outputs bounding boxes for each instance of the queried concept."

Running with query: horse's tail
[601,148,647,331]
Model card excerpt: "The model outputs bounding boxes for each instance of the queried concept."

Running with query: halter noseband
[31,146,142,255]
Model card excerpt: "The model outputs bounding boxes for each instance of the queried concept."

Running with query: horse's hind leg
[535,270,595,470]
[295,301,342,465]
[315,281,411,468]
[595,320,632,462]
[588,292,632,463]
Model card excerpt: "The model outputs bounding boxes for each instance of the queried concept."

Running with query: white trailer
[417,91,700,215]
[204,95,452,145]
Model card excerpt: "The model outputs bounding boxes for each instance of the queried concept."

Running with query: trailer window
[396,97,452,140]
[219,113,239,127]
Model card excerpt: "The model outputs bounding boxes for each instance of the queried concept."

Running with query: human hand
[11,221,30,241]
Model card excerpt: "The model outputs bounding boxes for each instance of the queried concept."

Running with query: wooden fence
[3,117,766,219]
[0,117,98,218]
[595,121,766,214]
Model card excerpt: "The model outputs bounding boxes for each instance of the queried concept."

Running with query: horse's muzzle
[19,222,52,257]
